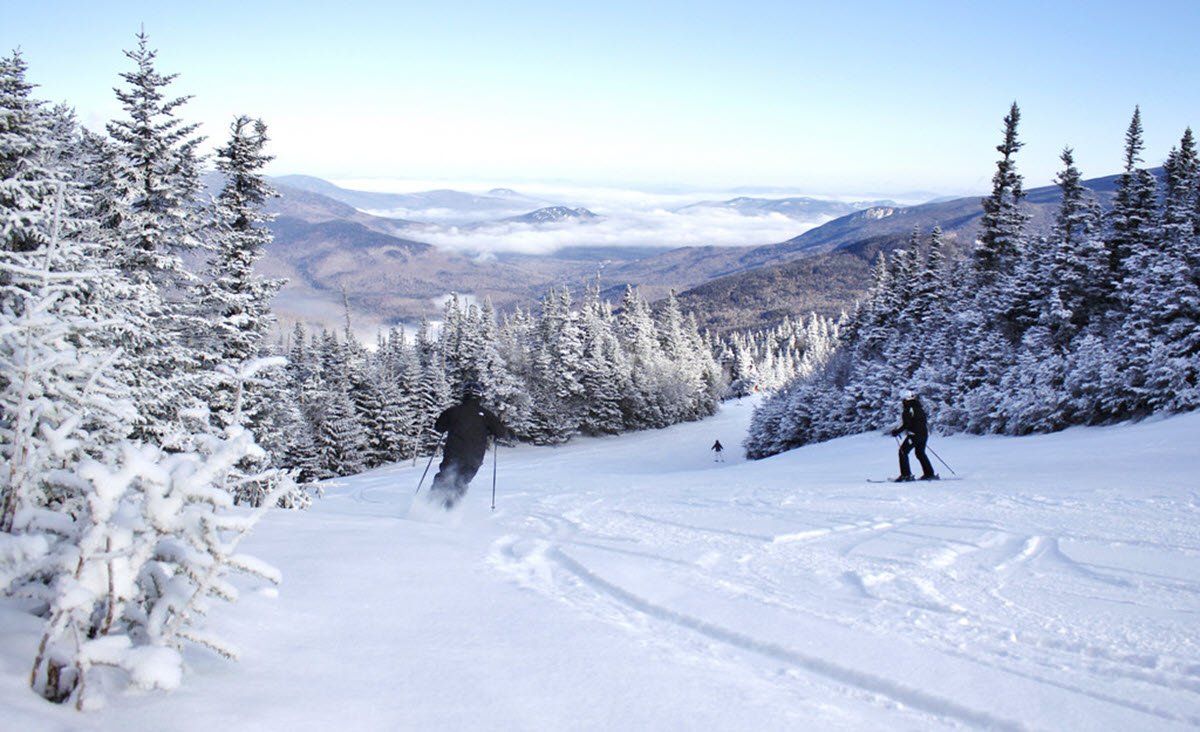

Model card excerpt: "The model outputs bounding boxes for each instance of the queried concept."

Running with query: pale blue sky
[4,0,1198,196]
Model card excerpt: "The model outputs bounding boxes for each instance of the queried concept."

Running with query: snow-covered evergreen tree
[204,117,279,364]
[975,102,1029,283]
[93,31,210,446]
[1120,128,1200,413]
[2,37,295,710]
[1106,107,1160,287]
[1,51,66,256]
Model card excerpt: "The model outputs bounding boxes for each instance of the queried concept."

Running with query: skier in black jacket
[890,391,937,482]
[428,384,510,509]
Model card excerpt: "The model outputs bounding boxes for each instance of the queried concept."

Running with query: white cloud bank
[411,207,822,256]
[334,178,853,256]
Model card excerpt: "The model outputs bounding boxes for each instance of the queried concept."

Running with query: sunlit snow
[6,400,1200,730]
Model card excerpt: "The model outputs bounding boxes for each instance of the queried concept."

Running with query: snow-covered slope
[7,401,1200,730]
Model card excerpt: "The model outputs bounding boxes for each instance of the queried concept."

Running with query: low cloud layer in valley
[334,178,886,256]
[402,206,817,257]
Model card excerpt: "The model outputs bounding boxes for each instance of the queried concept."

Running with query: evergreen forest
[747,104,1200,458]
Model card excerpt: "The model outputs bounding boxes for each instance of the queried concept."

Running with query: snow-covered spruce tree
[993,148,1108,432]
[1,50,63,256]
[879,234,925,384]
[347,356,398,468]
[277,322,327,482]
[725,337,759,397]
[617,284,669,429]
[1102,108,1163,419]
[371,371,412,465]
[1106,107,1160,292]
[414,317,452,453]
[29,409,290,709]
[106,32,206,278]
[1047,147,1108,347]
[310,329,368,477]
[475,298,532,437]
[906,227,953,398]
[1119,128,1200,414]
[950,103,1030,433]
[0,196,134,539]
[683,311,724,417]
[195,116,305,506]
[387,327,425,461]
[95,31,210,447]
[494,306,539,439]
[975,102,1030,284]
[201,117,284,424]
[0,50,131,534]
[577,284,630,435]
[438,292,486,397]
[841,253,902,430]
[520,288,583,444]
[650,292,721,424]
[650,291,695,425]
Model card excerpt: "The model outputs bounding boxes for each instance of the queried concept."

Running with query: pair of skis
[865,476,962,483]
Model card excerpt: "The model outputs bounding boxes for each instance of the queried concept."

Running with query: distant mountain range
[259,171,1144,335]
[676,196,897,220]
[273,175,551,224]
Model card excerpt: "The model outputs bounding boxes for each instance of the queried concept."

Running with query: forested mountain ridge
[675,169,1164,334]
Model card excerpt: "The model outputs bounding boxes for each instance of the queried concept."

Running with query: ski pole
[414,433,446,496]
[490,438,498,511]
[927,443,957,476]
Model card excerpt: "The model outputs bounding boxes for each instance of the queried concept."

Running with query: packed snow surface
[7,400,1200,730]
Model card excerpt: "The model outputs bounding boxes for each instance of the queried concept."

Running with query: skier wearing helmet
[427,382,510,509]
[889,391,937,482]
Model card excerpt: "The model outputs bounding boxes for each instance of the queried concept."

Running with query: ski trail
[545,546,1028,732]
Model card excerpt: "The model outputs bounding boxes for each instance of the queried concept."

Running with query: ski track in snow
[22,402,1200,731]
[474,406,1200,729]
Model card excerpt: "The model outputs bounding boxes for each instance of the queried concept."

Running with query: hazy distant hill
[271,175,548,222]
[499,206,599,225]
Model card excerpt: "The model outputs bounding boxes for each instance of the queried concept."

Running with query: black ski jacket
[434,397,509,466]
[892,399,929,440]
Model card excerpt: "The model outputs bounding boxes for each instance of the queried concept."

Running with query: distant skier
[427,383,510,509]
[889,391,937,482]
[711,439,725,462]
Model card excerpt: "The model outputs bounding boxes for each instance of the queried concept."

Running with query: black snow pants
[428,454,485,509]
[899,434,935,479]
